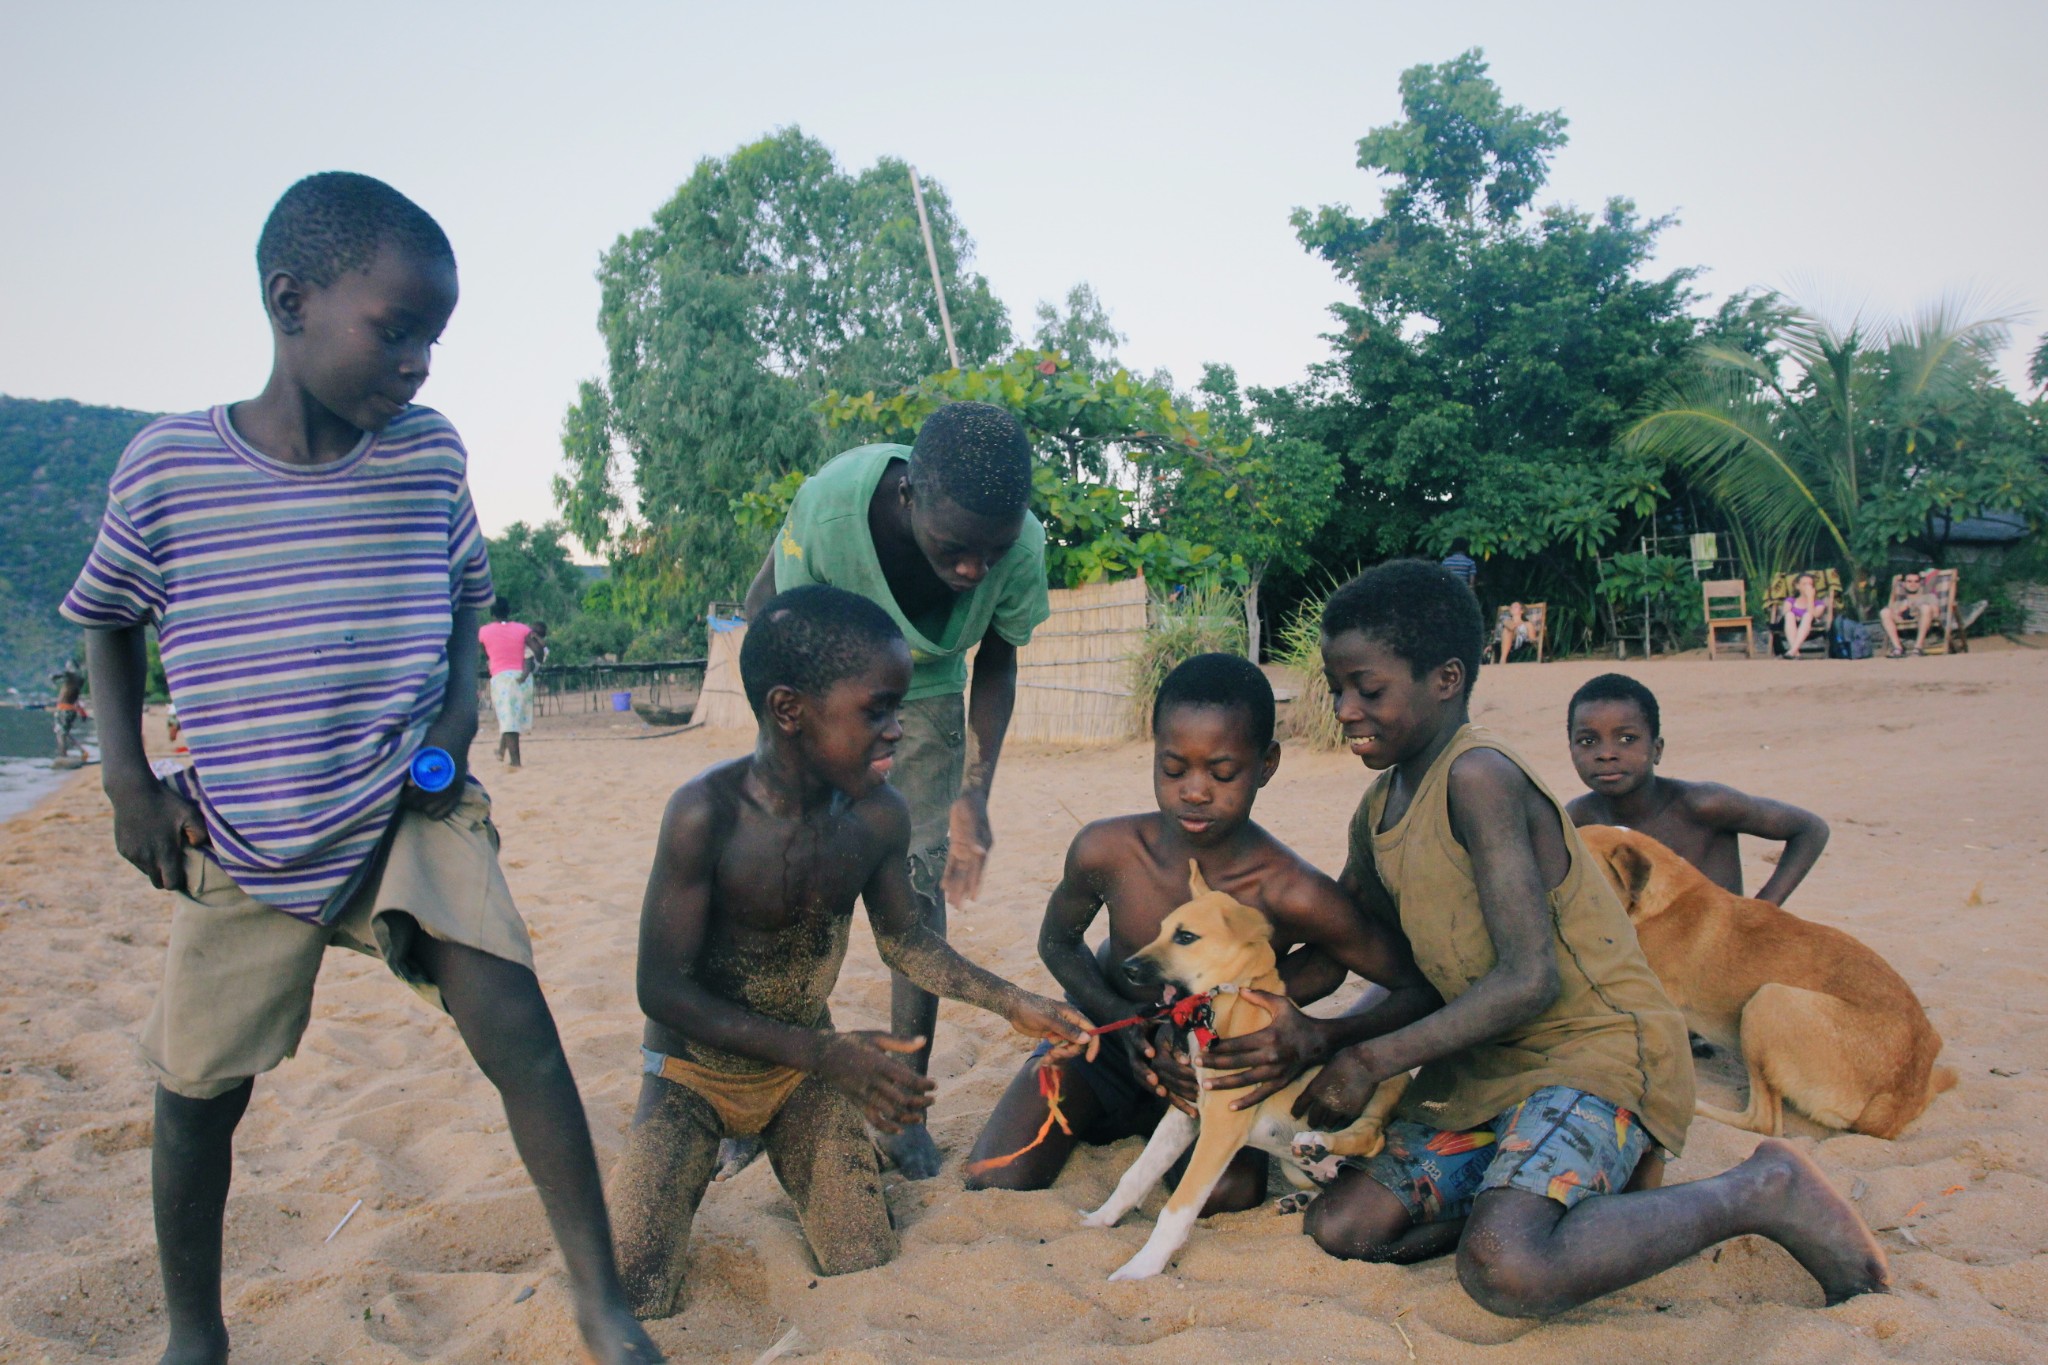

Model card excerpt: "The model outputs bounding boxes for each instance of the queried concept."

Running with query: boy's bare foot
[159,1322,229,1365]
[878,1122,943,1179]
[577,1301,666,1362]
[713,1135,764,1182]
[1744,1138,1890,1304]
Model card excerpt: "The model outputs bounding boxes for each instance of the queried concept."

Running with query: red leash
[1086,991,1219,1049]
[964,992,1217,1177]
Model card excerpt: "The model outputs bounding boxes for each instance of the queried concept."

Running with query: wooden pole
[908,164,961,370]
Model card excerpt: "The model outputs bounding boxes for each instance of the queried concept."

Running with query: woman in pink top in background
[478,597,534,767]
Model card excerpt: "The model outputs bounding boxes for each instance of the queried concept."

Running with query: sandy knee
[1304,1192,1409,1261]
[965,1161,1049,1193]
[812,1229,897,1277]
[1456,1230,1563,1318]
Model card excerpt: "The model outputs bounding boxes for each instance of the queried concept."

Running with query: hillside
[0,395,158,696]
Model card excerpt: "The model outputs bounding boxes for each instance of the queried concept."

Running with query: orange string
[965,1062,1070,1176]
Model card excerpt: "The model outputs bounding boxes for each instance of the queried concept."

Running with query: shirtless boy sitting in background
[608,585,1092,1319]
[965,653,1437,1210]
[1565,673,1830,906]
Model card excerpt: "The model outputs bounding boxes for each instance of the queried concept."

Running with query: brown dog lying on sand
[1581,825,1953,1138]
[1079,865,1407,1280]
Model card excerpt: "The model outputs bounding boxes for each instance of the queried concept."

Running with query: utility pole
[908,164,961,370]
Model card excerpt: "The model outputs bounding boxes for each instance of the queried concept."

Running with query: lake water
[0,706,94,822]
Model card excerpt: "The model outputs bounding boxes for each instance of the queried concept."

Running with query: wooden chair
[1883,568,1969,655]
[1765,569,1840,658]
[1702,579,1754,660]
[1494,602,1547,663]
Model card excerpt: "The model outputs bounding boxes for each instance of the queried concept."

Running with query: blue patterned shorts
[1352,1085,1650,1224]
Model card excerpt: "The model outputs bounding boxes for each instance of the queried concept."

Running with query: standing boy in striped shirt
[66,173,660,1365]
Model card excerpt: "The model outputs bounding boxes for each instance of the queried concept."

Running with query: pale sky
[5,2,2043,547]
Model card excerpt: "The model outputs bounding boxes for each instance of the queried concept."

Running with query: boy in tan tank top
[1240,559,1887,1317]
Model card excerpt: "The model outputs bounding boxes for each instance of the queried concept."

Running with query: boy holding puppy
[1232,560,1887,1316]
[966,652,1436,1207]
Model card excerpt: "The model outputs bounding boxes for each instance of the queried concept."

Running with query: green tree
[1262,49,1698,642]
[1621,293,2048,612]
[1164,365,1340,654]
[484,520,590,624]
[0,396,157,694]
[555,128,1012,635]
[1033,282,1126,380]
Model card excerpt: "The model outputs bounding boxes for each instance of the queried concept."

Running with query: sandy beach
[4,647,2046,1364]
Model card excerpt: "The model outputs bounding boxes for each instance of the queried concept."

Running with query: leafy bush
[1273,600,1343,751]
[624,625,703,663]
[1598,553,1706,653]
[546,612,635,664]
[1127,588,1247,736]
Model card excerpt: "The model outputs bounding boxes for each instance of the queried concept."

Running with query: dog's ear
[1188,859,1211,898]
[1222,900,1274,944]
[1605,838,1655,912]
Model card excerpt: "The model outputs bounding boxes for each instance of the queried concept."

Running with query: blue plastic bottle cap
[410,746,456,793]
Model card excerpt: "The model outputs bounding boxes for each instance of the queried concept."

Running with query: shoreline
[0,756,87,825]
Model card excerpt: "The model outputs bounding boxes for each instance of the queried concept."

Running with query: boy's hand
[942,790,992,903]
[1004,992,1098,1063]
[1136,1023,1199,1115]
[400,718,472,819]
[818,1031,935,1133]
[1290,1046,1390,1132]
[1199,990,1331,1110]
[106,774,208,893]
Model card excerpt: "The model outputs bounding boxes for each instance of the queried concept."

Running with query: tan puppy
[1079,864,1407,1280]
[1581,825,1954,1138]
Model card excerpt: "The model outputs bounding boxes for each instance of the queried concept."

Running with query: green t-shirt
[773,443,1050,701]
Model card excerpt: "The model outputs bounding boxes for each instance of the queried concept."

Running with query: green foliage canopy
[1622,293,2048,609]
[0,396,156,694]
[1032,283,1127,382]
[483,521,590,624]
[555,128,1012,632]
[1261,49,1699,636]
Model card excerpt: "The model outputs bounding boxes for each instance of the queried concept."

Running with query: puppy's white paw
[1107,1254,1165,1282]
[1290,1131,1331,1162]
[1080,1206,1120,1229]
[1273,1190,1318,1216]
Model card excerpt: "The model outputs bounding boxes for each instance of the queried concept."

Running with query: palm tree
[1619,292,2020,614]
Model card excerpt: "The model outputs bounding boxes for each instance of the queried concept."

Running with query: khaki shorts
[141,785,534,1099]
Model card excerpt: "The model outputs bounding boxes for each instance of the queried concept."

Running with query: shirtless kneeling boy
[610,585,1093,1318]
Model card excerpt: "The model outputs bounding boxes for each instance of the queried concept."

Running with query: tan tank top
[1356,724,1693,1153]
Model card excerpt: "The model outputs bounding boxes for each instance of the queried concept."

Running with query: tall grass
[1127,587,1247,735]
[1273,599,1344,751]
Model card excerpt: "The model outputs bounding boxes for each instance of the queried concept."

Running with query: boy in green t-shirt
[741,402,1049,1177]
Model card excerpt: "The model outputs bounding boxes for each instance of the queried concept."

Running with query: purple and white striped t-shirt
[62,405,495,923]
